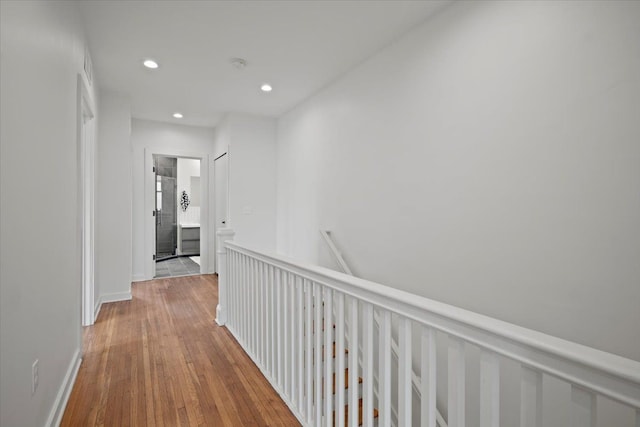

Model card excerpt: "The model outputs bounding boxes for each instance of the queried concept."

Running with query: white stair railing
[217,233,640,427]
[321,230,448,427]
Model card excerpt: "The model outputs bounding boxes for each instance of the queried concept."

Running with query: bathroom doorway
[154,155,201,278]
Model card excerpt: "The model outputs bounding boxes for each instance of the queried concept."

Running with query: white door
[214,153,228,273]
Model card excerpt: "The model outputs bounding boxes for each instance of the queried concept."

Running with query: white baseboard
[45,348,81,427]
[100,291,132,304]
[94,298,102,323]
[131,274,147,282]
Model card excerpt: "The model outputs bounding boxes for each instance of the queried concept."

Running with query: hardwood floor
[62,274,300,426]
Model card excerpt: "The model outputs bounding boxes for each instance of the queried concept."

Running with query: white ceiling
[81,0,450,127]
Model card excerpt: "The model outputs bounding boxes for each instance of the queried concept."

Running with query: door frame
[213,152,229,274]
[77,75,96,326]
[144,148,210,279]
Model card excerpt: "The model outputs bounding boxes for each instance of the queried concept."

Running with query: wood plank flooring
[61,274,300,426]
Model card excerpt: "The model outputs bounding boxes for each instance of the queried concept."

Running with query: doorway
[144,149,210,280]
[154,155,202,278]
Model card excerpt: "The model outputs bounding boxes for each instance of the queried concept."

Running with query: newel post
[215,227,235,326]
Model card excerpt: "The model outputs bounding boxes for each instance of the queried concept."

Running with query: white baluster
[480,350,500,427]
[252,259,257,355]
[421,326,436,427]
[336,292,346,427]
[297,276,304,413]
[231,251,237,330]
[243,254,248,344]
[245,255,250,345]
[448,337,466,427]
[363,303,374,427]
[398,317,412,426]
[276,269,283,389]
[520,366,542,427]
[282,271,291,396]
[290,273,296,400]
[571,386,596,427]
[262,263,271,372]
[324,287,334,427]
[267,266,272,372]
[349,298,359,427]
[379,310,392,427]
[235,252,240,332]
[249,258,255,355]
[253,259,258,357]
[240,255,247,349]
[227,250,233,330]
[253,259,259,359]
[262,263,268,371]
[245,255,249,345]
[239,255,245,342]
[270,265,276,375]
[256,261,260,358]
[234,251,238,330]
[305,279,313,422]
[262,262,268,366]
[258,262,267,371]
[257,261,263,366]
[314,283,323,427]
[234,251,239,334]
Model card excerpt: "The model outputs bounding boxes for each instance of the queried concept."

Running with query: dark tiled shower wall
[155,155,178,259]
[156,156,177,178]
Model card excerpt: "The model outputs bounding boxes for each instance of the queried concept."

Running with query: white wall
[96,91,133,303]
[176,158,201,225]
[277,3,640,423]
[131,119,215,279]
[0,1,98,426]
[278,0,640,362]
[214,113,277,252]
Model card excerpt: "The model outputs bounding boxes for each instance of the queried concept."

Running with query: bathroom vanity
[177,224,200,255]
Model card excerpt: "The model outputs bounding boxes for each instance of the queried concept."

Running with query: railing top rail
[225,240,640,408]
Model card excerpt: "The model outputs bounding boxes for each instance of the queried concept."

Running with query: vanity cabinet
[178,224,200,255]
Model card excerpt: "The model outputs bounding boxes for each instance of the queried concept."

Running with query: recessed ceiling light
[261,83,273,92]
[143,59,159,69]
[173,113,183,119]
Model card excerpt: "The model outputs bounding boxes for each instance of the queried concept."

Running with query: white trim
[319,230,353,276]
[144,148,211,280]
[212,152,230,274]
[44,349,82,427]
[94,298,102,323]
[100,291,132,304]
[226,241,640,409]
[131,274,147,283]
[77,74,96,327]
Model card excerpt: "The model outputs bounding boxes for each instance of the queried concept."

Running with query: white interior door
[214,153,228,273]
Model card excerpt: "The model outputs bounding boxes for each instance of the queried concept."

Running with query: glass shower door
[155,171,177,261]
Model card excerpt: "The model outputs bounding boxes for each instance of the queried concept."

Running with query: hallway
[61,275,299,426]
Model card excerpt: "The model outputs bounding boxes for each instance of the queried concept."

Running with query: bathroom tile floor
[155,256,201,278]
